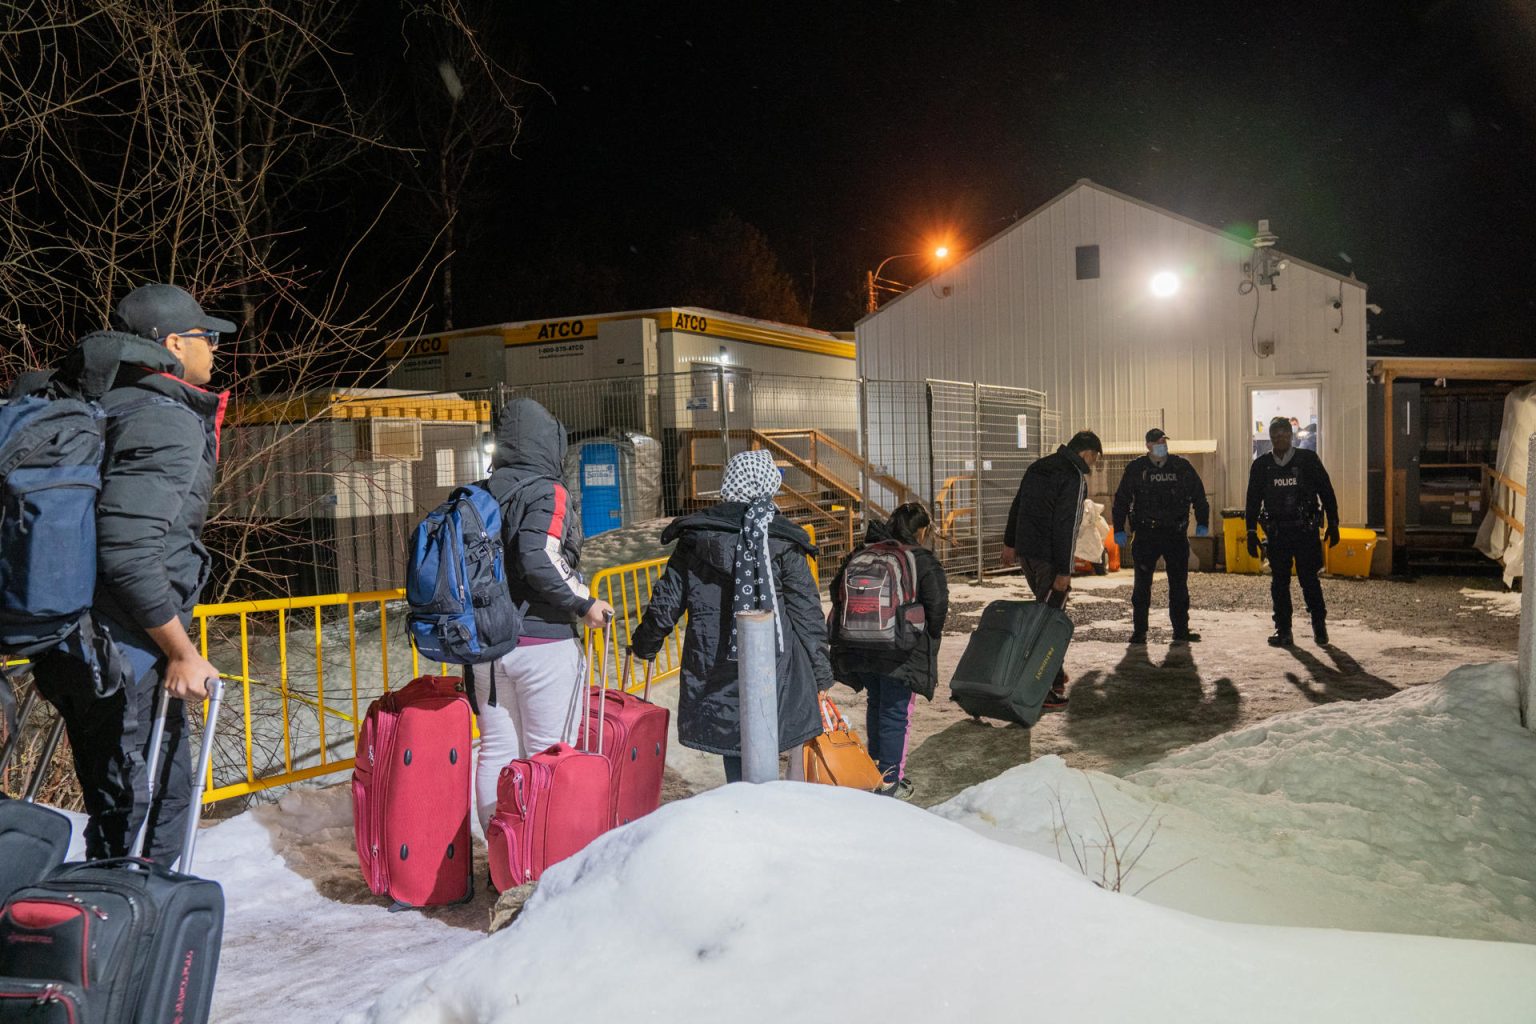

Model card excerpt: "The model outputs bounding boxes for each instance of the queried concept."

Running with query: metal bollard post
[1520,433,1535,728]
[737,610,779,783]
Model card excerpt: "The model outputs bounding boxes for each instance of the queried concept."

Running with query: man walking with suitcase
[32,284,231,863]
[1245,416,1341,647]
[1001,430,1103,711]
[1112,428,1210,646]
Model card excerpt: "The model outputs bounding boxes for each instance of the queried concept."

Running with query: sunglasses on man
[177,330,221,350]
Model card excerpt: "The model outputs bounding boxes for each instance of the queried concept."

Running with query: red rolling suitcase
[486,741,610,892]
[584,655,669,827]
[352,675,473,907]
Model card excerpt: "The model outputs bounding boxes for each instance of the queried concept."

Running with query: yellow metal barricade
[8,540,820,805]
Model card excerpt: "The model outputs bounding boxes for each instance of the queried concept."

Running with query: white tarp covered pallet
[1475,382,1536,586]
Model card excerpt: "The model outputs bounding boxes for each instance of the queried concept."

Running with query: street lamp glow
[1149,271,1180,297]
[934,246,949,260]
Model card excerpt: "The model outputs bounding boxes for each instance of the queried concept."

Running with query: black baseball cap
[112,284,236,341]
[1146,428,1167,443]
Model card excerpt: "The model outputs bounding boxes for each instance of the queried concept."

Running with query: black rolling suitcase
[0,680,226,1024]
[0,689,72,905]
[949,597,1074,727]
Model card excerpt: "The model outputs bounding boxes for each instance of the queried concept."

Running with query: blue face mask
[1152,443,1169,459]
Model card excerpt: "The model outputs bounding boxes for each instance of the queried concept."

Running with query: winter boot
[1313,622,1329,645]
[1267,630,1294,647]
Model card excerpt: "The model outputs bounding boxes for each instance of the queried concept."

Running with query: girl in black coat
[630,449,832,782]
[829,503,949,800]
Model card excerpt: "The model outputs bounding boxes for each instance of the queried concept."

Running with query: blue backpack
[405,483,523,666]
[0,393,107,659]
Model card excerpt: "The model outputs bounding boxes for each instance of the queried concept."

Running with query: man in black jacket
[1001,430,1103,710]
[1245,416,1341,647]
[1112,428,1210,645]
[34,284,231,862]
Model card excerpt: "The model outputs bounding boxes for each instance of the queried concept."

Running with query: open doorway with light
[1250,385,1322,460]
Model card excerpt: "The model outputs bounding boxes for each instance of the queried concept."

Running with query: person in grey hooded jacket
[630,449,831,782]
[471,398,613,832]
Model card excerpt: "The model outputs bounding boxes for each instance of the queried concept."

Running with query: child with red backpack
[828,503,948,800]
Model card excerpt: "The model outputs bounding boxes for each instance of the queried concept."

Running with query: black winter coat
[90,337,226,633]
[1003,445,1090,576]
[630,504,832,756]
[488,398,594,640]
[828,520,949,699]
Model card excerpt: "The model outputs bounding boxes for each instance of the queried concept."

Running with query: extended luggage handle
[130,677,224,874]
[1044,587,1069,610]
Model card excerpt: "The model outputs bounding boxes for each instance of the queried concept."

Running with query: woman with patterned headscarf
[631,449,832,782]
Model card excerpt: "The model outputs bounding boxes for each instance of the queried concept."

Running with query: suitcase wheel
[403,749,412,765]
[449,747,458,764]
[400,843,409,860]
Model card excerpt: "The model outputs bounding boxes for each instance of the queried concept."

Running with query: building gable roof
[858,178,1364,325]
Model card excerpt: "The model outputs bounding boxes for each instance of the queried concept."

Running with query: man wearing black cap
[1244,416,1340,647]
[1112,429,1210,645]
[33,283,233,862]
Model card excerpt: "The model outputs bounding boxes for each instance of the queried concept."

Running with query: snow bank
[937,662,1536,943]
[348,782,1536,1024]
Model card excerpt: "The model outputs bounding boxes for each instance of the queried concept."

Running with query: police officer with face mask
[1112,428,1210,645]
[1245,416,1340,647]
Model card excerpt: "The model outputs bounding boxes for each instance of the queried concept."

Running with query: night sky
[434,0,1535,355]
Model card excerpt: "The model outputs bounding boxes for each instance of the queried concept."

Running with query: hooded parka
[487,398,594,640]
[630,504,832,756]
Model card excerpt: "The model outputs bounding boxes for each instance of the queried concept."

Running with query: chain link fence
[218,372,1063,596]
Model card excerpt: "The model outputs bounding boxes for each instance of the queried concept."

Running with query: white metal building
[855,179,1370,526]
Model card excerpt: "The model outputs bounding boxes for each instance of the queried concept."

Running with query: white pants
[472,638,584,833]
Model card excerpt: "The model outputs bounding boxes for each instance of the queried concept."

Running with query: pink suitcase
[584,656,669,827]
[353,675,474,907]
[486,742,611,891]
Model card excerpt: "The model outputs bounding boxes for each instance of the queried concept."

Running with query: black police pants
[1266,523,1326,632]
[33,626,192,864]
[1130,530,1190,634]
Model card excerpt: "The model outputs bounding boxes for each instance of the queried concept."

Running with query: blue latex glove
[1195,525,1209,537]
[1113,531,1127,548]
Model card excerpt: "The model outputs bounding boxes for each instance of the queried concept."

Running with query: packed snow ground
[179,655,1536,1023]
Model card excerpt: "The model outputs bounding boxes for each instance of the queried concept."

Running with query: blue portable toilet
[579,442,624,537]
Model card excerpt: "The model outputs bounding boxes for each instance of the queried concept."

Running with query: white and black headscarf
[720,448,783,660]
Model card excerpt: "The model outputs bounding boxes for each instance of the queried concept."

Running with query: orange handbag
[802,694,886,791]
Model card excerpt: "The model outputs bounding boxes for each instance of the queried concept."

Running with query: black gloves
[1325,522,1341,548]
[1246,530,1261,560]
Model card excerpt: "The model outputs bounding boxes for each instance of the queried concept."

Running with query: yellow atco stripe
[230,393,491,426]
[387,309,854,361]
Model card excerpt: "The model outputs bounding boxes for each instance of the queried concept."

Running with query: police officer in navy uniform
[1112,428,1210,645]
[1245,416,1340,647]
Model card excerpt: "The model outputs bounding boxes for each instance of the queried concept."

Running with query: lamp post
[865,246,951,313]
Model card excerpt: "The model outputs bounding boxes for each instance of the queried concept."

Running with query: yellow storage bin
[1327,527,1377,578]
[1223,515,1264,574]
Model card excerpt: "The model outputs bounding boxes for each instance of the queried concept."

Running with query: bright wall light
[934,246,950,259]
[1149,271,1180,297]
